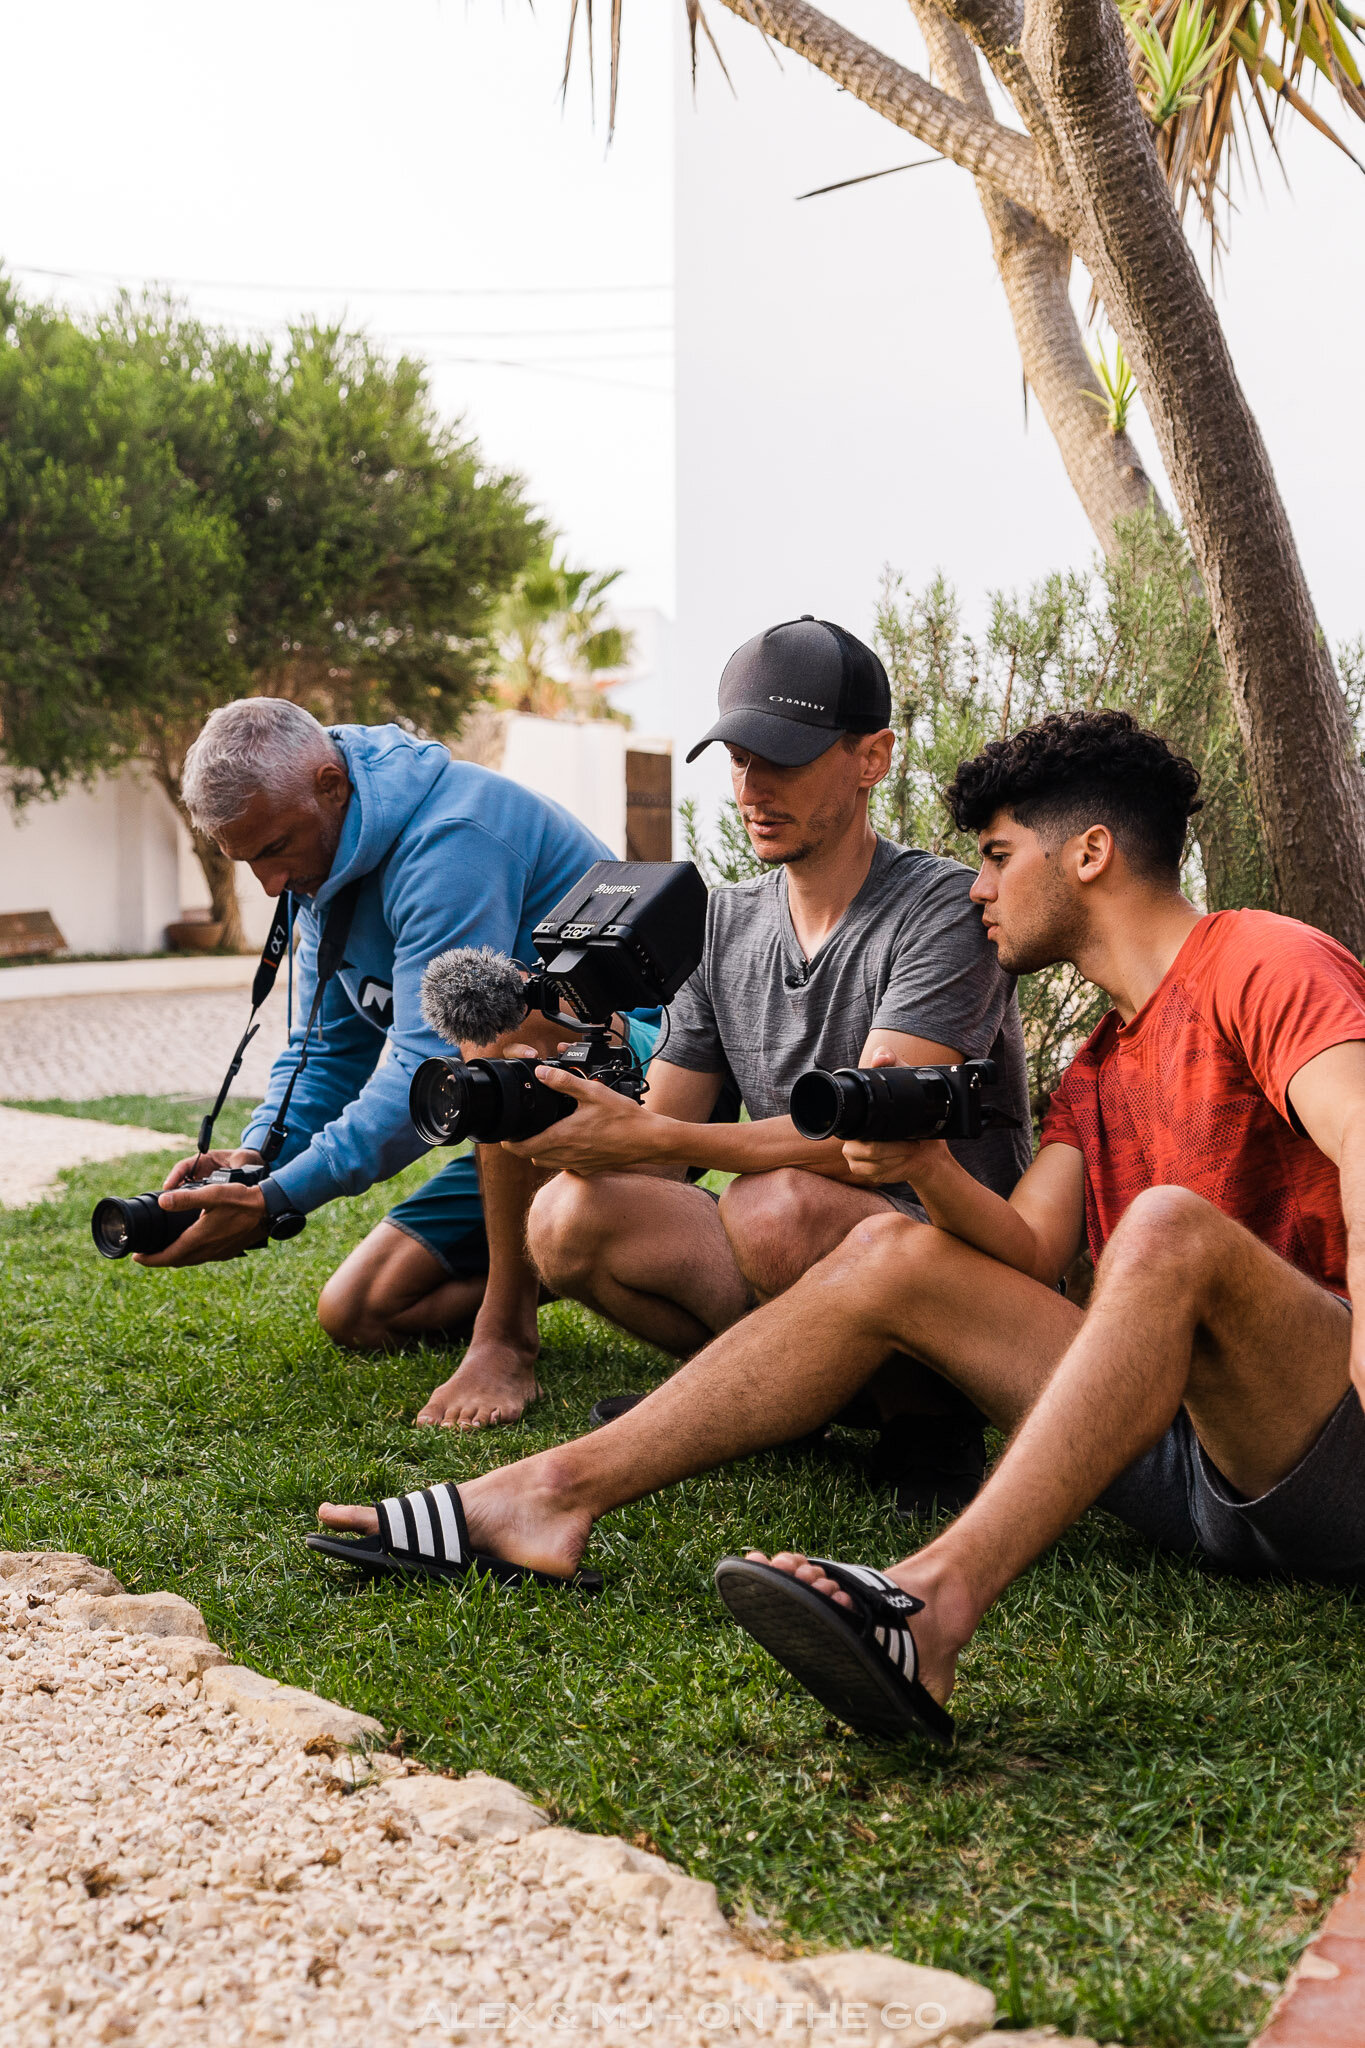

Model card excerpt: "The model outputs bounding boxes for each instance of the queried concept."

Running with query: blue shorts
[383,1013,663,1279]
[385,1150,489,1279]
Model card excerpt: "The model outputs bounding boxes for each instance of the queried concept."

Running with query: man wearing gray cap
[509,615,1032,1512]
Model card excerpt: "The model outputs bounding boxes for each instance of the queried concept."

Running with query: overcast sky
[2,0,1359,659]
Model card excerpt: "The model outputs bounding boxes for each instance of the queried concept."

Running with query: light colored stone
[508,1825,727,1932]
[152,1635,230,1681]
[976,2034,1101,2046]
[201,1663,383,1746]
[55,1590,209,1639]
[0,1551,125,1598]
[384,1769,547,1844]
[804,1950,997,2045]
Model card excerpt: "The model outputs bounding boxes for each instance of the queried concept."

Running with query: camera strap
[258,878,363,1166]
[192,880,363,1171]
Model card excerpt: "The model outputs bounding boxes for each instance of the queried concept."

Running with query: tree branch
[907,0,1163,545]
[718,0,1069,233]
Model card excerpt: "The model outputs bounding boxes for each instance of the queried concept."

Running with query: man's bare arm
[1285,1039,1365,1405]
[505,1030,964,1180]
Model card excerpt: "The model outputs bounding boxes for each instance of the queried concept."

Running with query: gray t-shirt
[661,836,1033,1208]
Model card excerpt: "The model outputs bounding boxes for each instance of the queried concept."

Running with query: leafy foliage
[0,283,240,802]
[1125,0,1226,126]
[685,514,1283,1118]
[1085,332,1139,437]
[0,280,547,934]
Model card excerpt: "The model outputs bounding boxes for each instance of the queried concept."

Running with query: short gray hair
[182,699,343,834]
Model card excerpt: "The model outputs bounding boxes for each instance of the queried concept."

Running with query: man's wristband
[258,1177,308,1241]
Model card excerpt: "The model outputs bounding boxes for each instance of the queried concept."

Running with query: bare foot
[414,1336,543,1431]
[743,1548,972,1705]
[317,1448,592,1579]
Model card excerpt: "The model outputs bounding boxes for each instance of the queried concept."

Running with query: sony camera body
[789,1058,1011,1145]
[410,859,707,1150]
[90,1161,305,1262]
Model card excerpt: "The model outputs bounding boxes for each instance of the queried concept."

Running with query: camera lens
[90,1192,198,1261]
[790,1068,871,1142]
[790,1066,955,1144]
[409,1057,506,1145]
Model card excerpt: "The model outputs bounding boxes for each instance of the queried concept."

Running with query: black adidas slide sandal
[305,1480,603,1593]
[714,1554,954,1745]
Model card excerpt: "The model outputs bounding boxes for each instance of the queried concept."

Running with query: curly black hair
[945,710,1203,879]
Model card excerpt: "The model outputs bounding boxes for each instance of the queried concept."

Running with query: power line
[178,309,675,341]
[8,260,673,300]
[424,353,671,396]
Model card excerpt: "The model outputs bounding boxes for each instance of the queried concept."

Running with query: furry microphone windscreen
[420,946,529,1048]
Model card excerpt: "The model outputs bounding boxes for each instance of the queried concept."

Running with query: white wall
[0,768,179,955]
[0,765,276,957]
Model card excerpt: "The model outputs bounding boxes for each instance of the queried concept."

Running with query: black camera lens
[790,1065,954,1144]
[410,1056,577,1146]
[91,1192,198,1261]
[411,1057,488,1145]
[790,1068,869,1142]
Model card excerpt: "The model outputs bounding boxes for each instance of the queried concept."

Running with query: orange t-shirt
[1040,910,1365,1297]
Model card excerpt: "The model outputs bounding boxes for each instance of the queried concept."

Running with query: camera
[789,1058,1013,1144]
[90,1162,304,1261]
[410,859,707,1150]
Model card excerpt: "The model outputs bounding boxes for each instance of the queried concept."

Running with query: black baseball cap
[686,615,892,767]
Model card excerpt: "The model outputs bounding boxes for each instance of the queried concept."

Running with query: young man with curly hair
[314,712,1365,1744]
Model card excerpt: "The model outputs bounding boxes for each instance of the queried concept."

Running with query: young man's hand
[838,1044,952,1191]
[502,1063,664,1174]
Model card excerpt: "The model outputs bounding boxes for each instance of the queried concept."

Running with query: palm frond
[1123,0,1365,230]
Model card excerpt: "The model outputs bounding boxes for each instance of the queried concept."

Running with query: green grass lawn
[3,1097,1364,2045]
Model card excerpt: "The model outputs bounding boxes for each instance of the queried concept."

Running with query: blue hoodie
[241,723,615,1215]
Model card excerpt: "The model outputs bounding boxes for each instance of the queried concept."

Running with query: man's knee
[720,1169,858,1292]
[828,1209,934,1301]
[317,1263,377,1350]
[317,1226,416,1349]
[526,1174,612,1293]
[1100,1185,1226,1289]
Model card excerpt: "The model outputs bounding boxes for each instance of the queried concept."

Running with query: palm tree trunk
[1020,0,1365,950]
[909,0,1161,552]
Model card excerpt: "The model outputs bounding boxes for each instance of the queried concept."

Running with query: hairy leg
[720,1170,983,1424]
[718,1171,896,1299]
[525,1171,752,1355]
[318,1224,548,1430]
[768,1187,1355,1704]
[319,1213,1078,1569]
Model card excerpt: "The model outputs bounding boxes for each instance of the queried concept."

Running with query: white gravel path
[0,1565,1058,2048]
[0,1107,189,1209]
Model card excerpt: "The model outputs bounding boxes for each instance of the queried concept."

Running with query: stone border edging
[0,1551,1119,2047]
[1251,1846,1365,2047]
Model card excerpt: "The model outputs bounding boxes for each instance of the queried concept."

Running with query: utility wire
[8,261,672,299]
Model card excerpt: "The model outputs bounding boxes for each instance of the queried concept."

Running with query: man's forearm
[473,1143,551,1343]
[907,1151,1045,1276]
[630,1112,852,1180]
[1336,1110,1365,1314]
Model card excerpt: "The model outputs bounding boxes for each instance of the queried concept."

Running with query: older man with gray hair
[149,697,631,1429]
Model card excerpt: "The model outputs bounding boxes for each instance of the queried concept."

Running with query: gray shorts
[1099,1387,1365,1584]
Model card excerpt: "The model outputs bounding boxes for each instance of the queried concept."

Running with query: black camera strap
[192,880,363,1171]
[258,879,363,1166]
